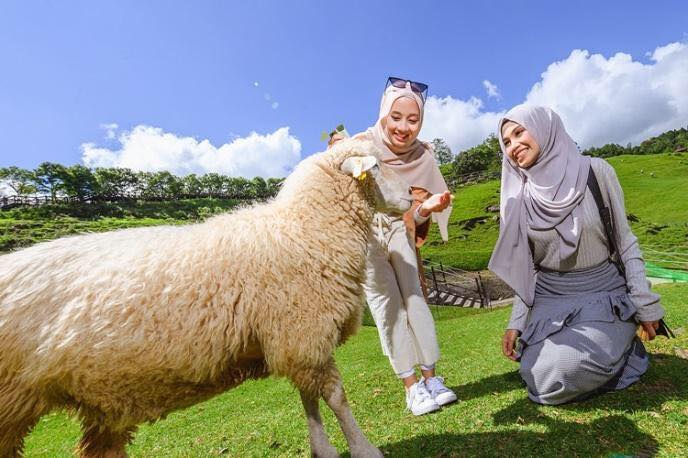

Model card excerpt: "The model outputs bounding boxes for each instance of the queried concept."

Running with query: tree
[61,165,98,201]
[181,174,203,197]
[0,166,36,196]
[452,134,502,177]
[34,162,67,202]
[139,171,182,199]
[266,178,284,197]
[431,138,453,165]
[200,173,225,197]
[583,143,629,158]
[249,177,268,199]
[93,167,139,200]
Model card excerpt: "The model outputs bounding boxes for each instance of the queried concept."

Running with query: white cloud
[100,123,119,140]
[422,40,688,153]
[81,126,302,178]
[482,80,501,100]
[420,96,503,154]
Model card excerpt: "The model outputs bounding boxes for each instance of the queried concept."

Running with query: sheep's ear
[341,156,377,179]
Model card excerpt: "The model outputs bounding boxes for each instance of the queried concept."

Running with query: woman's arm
[596,160,665,323]
[507,295,530,332]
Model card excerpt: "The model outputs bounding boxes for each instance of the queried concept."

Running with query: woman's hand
[419,191,453,217]
[639,320,660,341]
[502,329,520,361]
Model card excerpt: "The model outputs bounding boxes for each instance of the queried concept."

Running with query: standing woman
[354,77,457,416]
[489,105,665,405]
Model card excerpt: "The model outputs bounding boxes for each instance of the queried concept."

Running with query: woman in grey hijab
[489,105,664,405]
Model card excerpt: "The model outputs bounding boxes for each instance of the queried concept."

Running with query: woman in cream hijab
[354,77,456,416]
[490,105,664,405]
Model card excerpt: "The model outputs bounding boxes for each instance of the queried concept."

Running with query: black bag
[586,165,674,339]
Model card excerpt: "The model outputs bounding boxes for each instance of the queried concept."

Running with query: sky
[1,1,687,178]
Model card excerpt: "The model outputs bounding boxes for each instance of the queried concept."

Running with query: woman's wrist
[414,204,431,224]
[418,204,432,218]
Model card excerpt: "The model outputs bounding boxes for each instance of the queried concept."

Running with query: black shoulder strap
[587,165,675,337]
[586,165,625,276]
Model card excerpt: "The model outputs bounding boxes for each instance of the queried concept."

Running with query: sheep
[0,139,411,458]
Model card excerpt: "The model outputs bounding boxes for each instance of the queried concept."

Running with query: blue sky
[1,1,687,177]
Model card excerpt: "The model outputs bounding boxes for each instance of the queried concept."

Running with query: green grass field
[22,282,688,457]
[421,153,688,270]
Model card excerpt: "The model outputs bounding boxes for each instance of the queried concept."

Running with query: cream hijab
[488,105,590,306]
[366,82,451,240]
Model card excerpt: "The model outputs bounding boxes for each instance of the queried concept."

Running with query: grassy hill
[22,281,688,457]
[0,198,244,252]
[421,152,688,270]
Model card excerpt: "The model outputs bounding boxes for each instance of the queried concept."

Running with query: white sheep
[0,139,411,457]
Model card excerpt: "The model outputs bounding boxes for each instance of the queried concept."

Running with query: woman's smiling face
[501,120,541,169]
[382,97,421,152]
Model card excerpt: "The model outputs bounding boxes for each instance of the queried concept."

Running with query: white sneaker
[423,376,458,406]
[406,382,440,416]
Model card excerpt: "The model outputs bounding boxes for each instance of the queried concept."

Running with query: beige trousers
[364,215,441,377]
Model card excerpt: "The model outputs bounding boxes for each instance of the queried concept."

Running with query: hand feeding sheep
[0,139,411,457]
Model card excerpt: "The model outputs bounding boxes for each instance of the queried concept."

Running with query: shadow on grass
[368,354,686,457]
[447,369,524,403]
[372,415,658,457]
[492,353,688,421]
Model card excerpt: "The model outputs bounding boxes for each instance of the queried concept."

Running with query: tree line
[432,125,688,183]
[2,126,685,204]
[0,163,284,202]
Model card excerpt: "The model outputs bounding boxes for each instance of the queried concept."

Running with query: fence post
[430,266,439,302]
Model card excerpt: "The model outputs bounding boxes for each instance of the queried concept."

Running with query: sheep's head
[328,139,412,216]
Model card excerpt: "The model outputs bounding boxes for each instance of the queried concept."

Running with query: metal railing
[422,259,490,308]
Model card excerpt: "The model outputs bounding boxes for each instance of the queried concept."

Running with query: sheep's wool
[0,140,387,454]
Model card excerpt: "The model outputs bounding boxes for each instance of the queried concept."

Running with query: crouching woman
[489,105,665,405]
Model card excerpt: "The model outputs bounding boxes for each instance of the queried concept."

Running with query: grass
[421,153,688,270]
[22,282,688,457]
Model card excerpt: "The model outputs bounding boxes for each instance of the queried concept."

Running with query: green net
[645,262,688,282]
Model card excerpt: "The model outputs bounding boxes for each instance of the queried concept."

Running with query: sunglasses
[320,124,350,142]
[386,76,428,101]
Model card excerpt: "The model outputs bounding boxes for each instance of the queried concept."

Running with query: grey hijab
[488,105,590,306]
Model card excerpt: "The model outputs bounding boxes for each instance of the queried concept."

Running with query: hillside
[0,198,244,252]
[421,152,688,270]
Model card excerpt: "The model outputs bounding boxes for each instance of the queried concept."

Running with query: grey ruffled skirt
[517,260,648,405]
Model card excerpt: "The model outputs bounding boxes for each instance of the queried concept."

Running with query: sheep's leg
[77,423,134,458]
[0,385,45,457]
[321,365,382,458]
[0,416,39,458]
[299,390,340,458]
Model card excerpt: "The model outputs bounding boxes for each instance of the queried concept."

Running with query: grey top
[508,158,665,331]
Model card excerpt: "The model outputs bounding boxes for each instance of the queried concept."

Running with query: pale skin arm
[418,191,452,217]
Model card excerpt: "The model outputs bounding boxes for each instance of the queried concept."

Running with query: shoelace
[414,382,433,402]
[426,377,448,395]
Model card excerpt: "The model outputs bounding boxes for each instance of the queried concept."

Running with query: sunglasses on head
[386,76,428,101]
